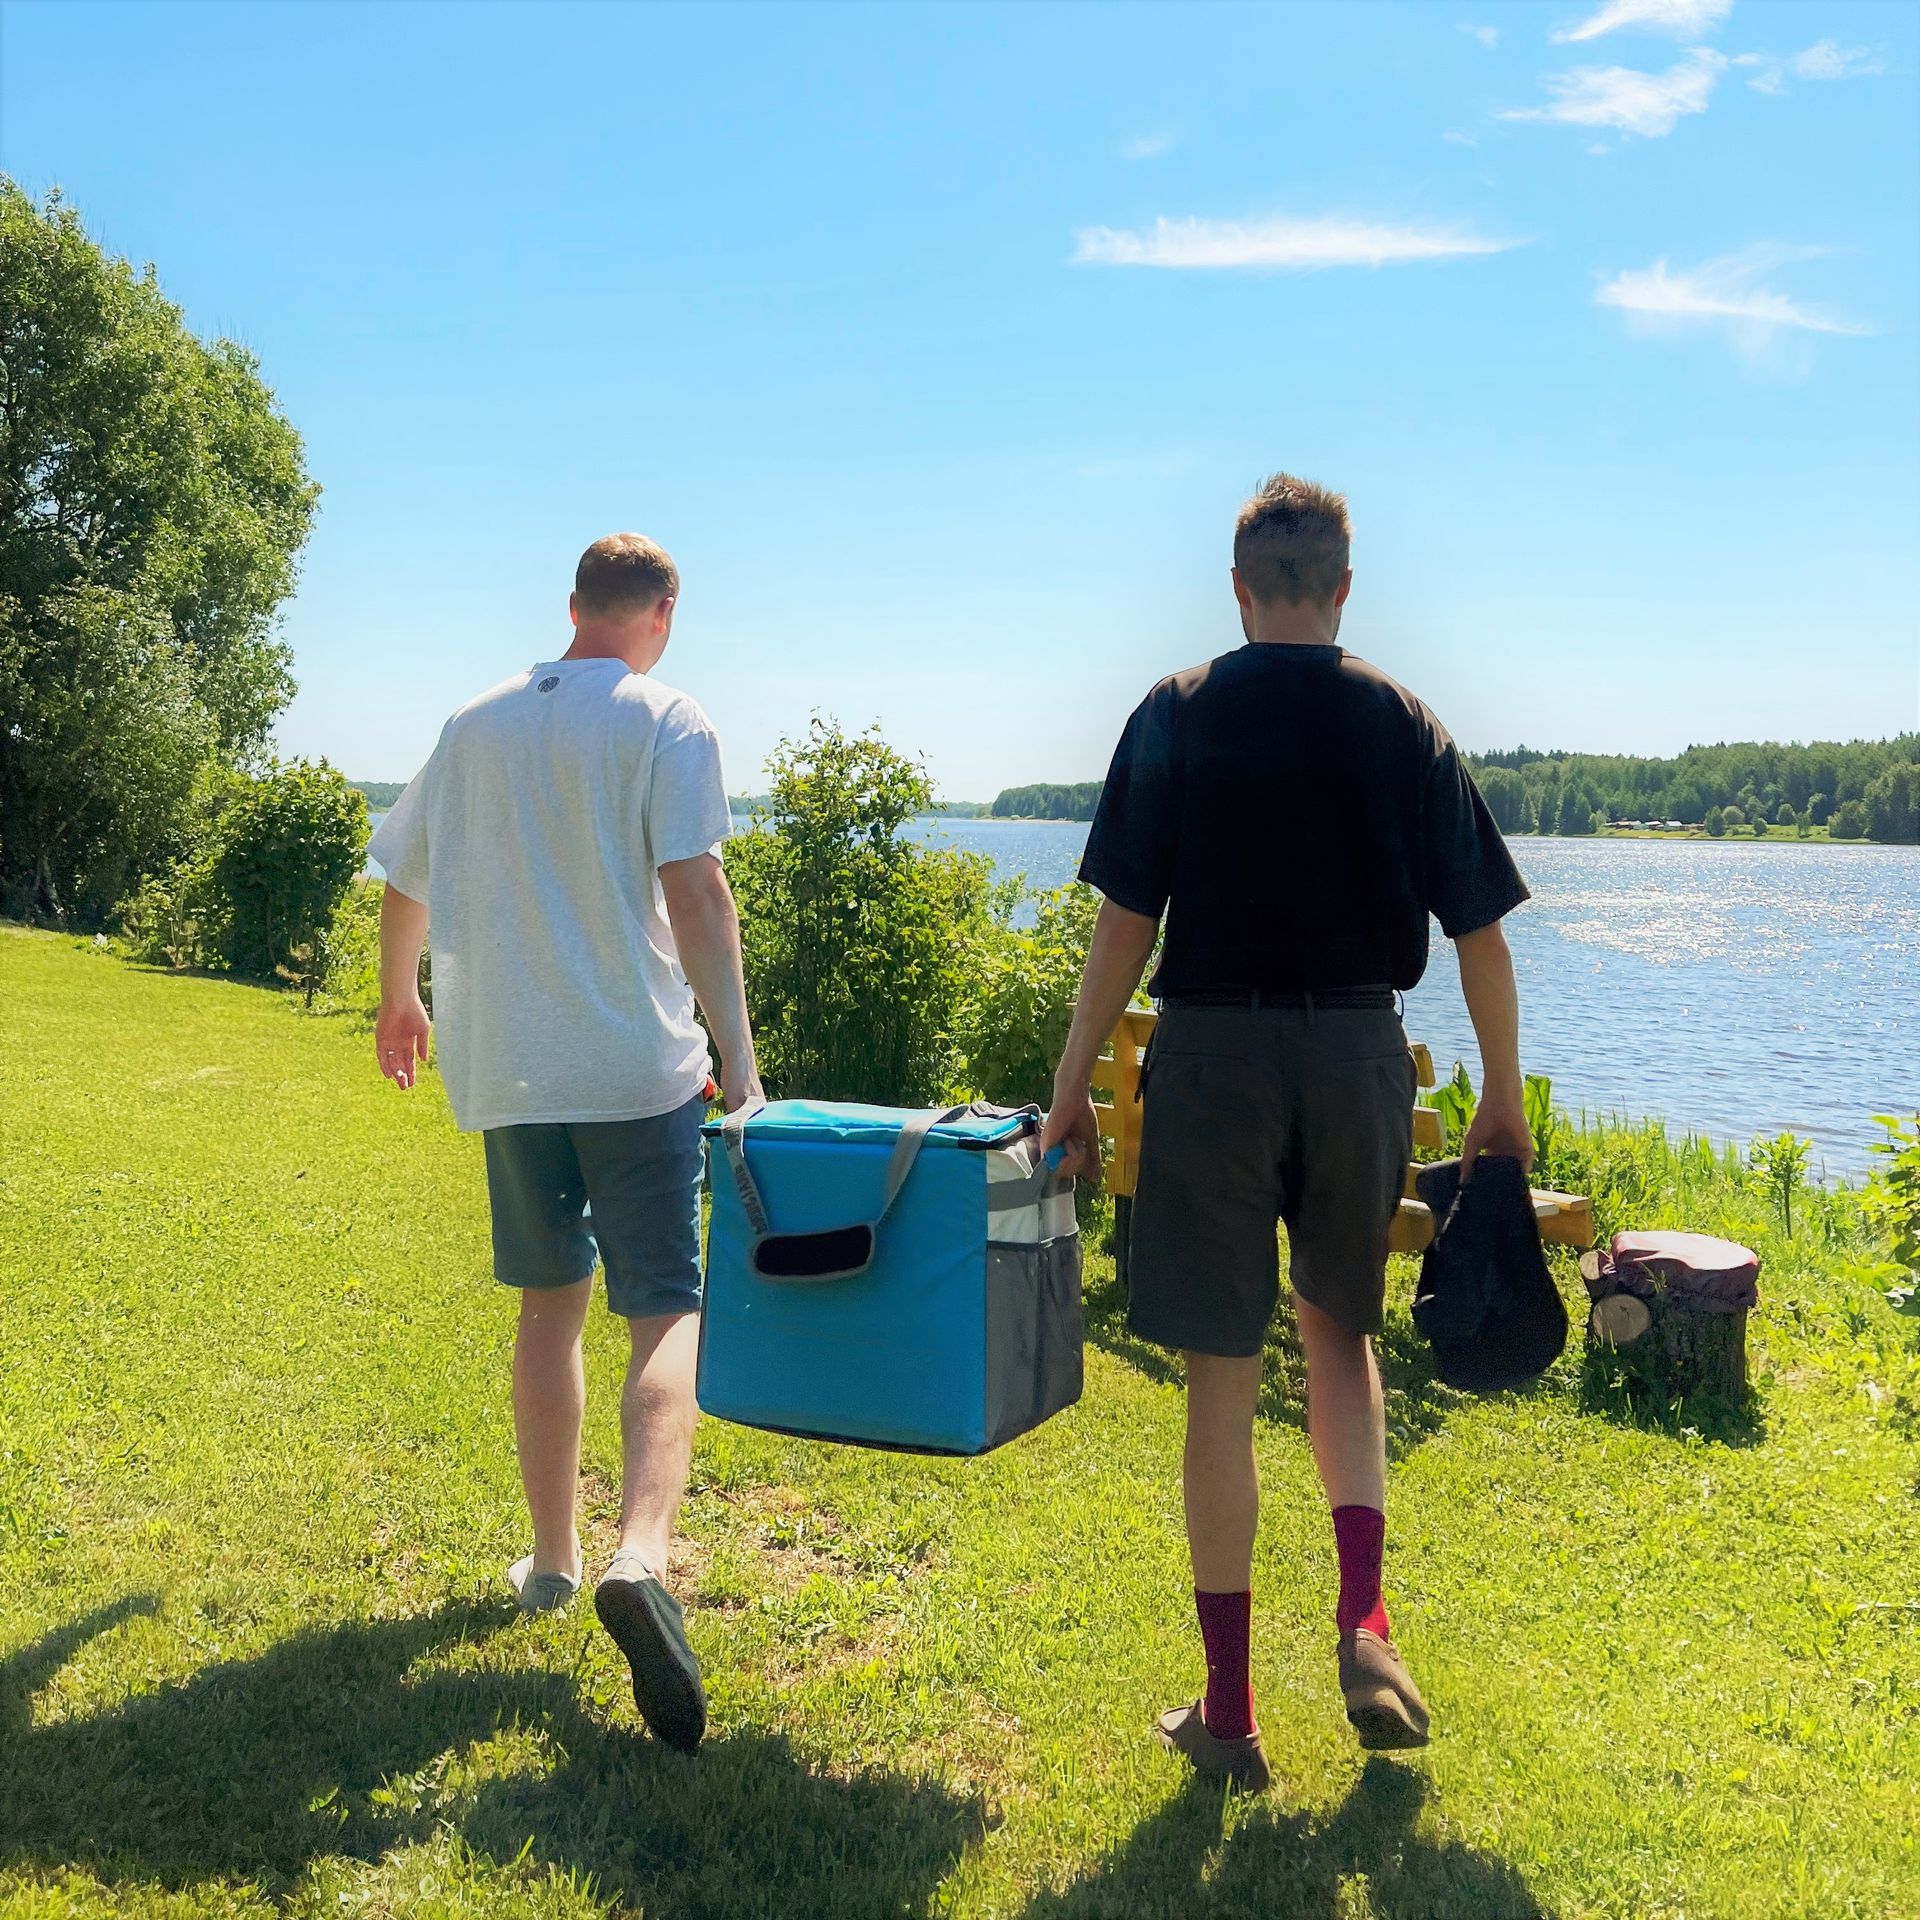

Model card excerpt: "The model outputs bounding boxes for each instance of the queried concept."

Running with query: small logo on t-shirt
[536,675,560,693]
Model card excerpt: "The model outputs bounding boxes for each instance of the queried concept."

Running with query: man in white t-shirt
[370,533,759,1752]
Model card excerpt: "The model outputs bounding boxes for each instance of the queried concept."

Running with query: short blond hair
[1233,474,1351,607]
[574,533,679,615]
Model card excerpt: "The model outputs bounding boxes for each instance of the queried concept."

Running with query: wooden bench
[1087,1006,1594,1288]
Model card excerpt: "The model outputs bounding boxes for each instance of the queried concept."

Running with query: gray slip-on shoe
[1339,1628,1431,1750]
[596,1561,707,1752]
[507,1554,580,1615]
[1156,1700,1272,1793]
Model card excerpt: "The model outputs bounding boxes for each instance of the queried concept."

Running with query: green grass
[2,924,1917,1919]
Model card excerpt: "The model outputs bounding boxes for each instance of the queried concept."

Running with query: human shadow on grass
[1018,1758,1551,1920]
[1,1595,986,1918]
[1084,1264,1489,1461]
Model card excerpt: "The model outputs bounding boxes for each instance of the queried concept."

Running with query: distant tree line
[1466,739,1919,843]
[990,736,1920,845]
[351,781,406,811]
[991,783,1103,821]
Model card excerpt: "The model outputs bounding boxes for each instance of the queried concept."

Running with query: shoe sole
[595,1578,706,1752]
[1346,1689,1430,1752]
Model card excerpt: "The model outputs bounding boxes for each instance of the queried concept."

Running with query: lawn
[2,925,1916,1920]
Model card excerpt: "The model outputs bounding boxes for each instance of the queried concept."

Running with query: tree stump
[1580,1232,1757,1401]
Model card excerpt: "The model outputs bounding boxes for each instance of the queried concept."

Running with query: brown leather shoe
[1156,1701,1273,1792]
[1339,1628,1430,1750]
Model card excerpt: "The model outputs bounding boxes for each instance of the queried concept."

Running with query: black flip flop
[595,1573,707,1751]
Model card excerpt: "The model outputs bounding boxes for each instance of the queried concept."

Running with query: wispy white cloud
[1442,129,1480,146]
[1554,0,1733,44]
[1071,213,1521,271]
[1501,48,1724,137]
[1459,22,1500,48]
[1597,245,1867,360]
[1790,38,1883,80]
[1736,38,1884,94]
[1121,131,1176,160]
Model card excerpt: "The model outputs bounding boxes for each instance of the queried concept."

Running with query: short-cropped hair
[574,533,679,615]
[1233,474,1351,607]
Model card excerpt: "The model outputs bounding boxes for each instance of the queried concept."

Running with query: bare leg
[1294,1294,1386,1511]
[514,1277,592,1581]
[615,1310,700,1581]
[1183,1351,1265,1591]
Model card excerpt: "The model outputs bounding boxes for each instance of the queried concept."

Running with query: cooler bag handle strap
[720,1101,772,1237]
[720,1101,969,1240]
[879,1104,969,1220]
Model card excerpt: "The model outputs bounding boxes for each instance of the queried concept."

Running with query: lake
[900,820,1917,1181]
[372,812,1916,1178]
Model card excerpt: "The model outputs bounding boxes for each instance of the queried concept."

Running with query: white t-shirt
[370,658,732,1132]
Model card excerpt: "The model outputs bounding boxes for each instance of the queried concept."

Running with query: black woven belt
[1161,986,1396,1011]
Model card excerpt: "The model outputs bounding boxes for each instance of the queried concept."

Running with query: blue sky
[4,0,1915,799]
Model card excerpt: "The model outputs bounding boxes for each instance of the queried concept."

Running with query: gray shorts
[1128,1003,1417,1354]
[482,1094,706,1320]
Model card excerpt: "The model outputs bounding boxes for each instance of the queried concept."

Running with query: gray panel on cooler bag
[983,1235,1084,1449]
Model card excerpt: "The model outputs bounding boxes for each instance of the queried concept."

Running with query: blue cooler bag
[697,1100,1082,1454]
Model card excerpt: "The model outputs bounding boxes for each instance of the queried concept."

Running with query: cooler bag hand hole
[753,1224,875,1280]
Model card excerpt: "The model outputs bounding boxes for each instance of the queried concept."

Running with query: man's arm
[1039,898,1161,1181]
[375,884,432,1090]
[1454,918,1532,1173]
[659,853,762,1114]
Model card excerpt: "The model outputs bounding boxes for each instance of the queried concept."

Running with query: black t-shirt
[1078,643,1529,995]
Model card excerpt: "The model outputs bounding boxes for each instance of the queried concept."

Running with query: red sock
[1331,1505,1391,1639]
[1194,1589,1255,1739]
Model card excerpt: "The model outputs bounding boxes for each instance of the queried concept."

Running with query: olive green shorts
[1127,1003,1417,1353]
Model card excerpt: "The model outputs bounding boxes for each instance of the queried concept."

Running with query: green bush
[1830,799,1869,840]
[957,882,1102,1110]
[1704,806,1727,838]
[726,721,994,1105]
[118,761,367,987]
[207,761,367,981]
[1721,805,1746,828]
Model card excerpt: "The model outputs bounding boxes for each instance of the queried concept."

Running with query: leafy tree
[1704,806,1727,838]
[0,182,317,922]
[1477,765,1534,834]
[1774,800,1797,827]
[1721,805,1746,829]
[1830,799,1869,840]
[727,721,994,1104]
[1806,790,1831,825]
[1864,763,1920,844]
[1556,786,1596,836]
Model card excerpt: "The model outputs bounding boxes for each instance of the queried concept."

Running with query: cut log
[1581,1233,1755,1401]
[1589,1292,1652,1348]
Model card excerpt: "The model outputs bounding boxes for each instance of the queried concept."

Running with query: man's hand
[375,994,431,1090]
[720,1059,764,1115]
[1459,1088,1533,1177]
[1040,1078,1102,1185]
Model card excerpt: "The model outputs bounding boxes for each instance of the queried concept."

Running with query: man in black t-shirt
[1041,474,1533,1791]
